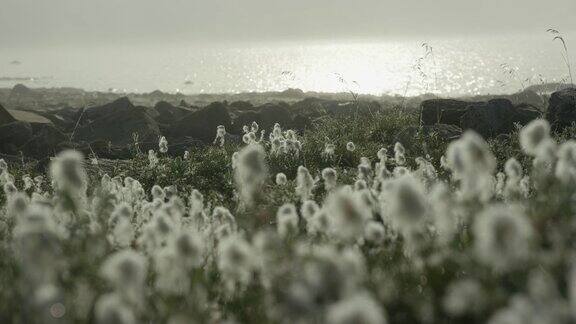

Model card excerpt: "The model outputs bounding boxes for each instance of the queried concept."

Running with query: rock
[420,99,470,126]
[83,96,135,122]
[460,99,517,138]
[547,88,576,129]
[230,101,255,111]
[513,104,542,126]
[171,102,232,143]
[291,98,330,118]
[291,114,312,132]
[395,124,463,151]
[232,111,261,133]
[73,106,161,147]
[0,103,16,126]
[8,109,53,125]
[0,121,33,154]
[259,102,292,130]
[153,101,193,125]
[20,124,67,158]
[9,84,36,99]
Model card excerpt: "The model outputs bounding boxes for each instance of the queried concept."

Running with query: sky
[1,0,576,47]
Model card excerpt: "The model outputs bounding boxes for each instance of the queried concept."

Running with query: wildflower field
[3,108,576,324]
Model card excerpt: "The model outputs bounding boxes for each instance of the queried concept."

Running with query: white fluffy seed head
[296,166,315,201]
[473,204,533,272]
[49,150,88,194]
[504,158,523,179]
[234,144,268,205]
[326,292,387,324]
[388,175,427,233]
[322,167,338,191]
[275,172,288,186]
[277,203,299,238]
[158,136,169,154]
[520,119,551,156]
[101,250,147,291]
[446,131,496,177]
[346,141,356,152]
[326,187,372,241]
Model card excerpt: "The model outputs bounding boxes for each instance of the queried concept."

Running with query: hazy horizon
[2,0,576,48]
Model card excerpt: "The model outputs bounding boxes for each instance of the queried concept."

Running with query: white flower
[158,136,169,154]
[473,204,533,271]
[326,187,372,241]
[295,166,315,201]
[364,221,385,245]
[387,175,427,234]
[49,150,88,194]
[300,200,319,221]
[94,293,135,324]
[346,141,356,152]
[520,119,551,156]
[443,279,486,316]
[326,292,387,324]
[275,172,288,186]
[277,203,299,238]
[322,167,338,191]
[234,144,268,206]
[100,250,147,293]
[394,142,406,166]
[217,235,255,288]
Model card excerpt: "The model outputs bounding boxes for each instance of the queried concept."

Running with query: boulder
[0,103,16,126]
[153,101,193,124]
[460,99,517,138]
[9,84,36,99]
[20,124,67,158]
[171,102,232,143]
[420,99,470,126]
[73,106,161,147]
[395,124,463,151]
[291,98,330,118]
[291,114,312,132]
[513,104,542,125]
[232,111,261,133]
[259,102,292,130]
[230,101,255,111]
[0,121,33,154]
[83,96,134,122]
[547,88,576,129]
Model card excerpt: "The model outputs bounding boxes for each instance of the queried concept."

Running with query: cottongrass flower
[429,183,459,243]
[3,181,17,197]
[473,204,533,272]
[0,158,7,171]
[520,119,551,156]
[158,136,168,154]
[358,157,373,182]
[443,279,486,317]
[148,150,159,168]
[346,141,356,152]
[504,158,524,200]
[387,175,427,235]
[325,187,372,241]
[217,235,255,290]
[364,221,386,245]
[183,150,190,160]
[446,131,496,176]
[214,125,227,146]
[277,203,299,238]
[323,143,336,159]
[377,148,388,162]
[322,167,338,191]
[101,250,147,305]
[326,292,387,324]
[50,150,88,195]
[275,172,288,186]
[234,143,268,206]
[151,185,165,201]
[172,230,205,268]
[394,142,406,166]
[555,140,576,185]
[95,293,136,324]
[300,200,320,221]
[295,166,315,201]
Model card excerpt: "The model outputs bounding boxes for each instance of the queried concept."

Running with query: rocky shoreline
[0,84,574,164]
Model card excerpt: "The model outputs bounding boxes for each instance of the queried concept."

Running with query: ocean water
[1,33,574,96]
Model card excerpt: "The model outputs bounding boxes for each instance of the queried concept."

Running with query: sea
[1,32,574,97]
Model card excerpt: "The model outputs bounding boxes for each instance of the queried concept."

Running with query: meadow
[2,106,576,324]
